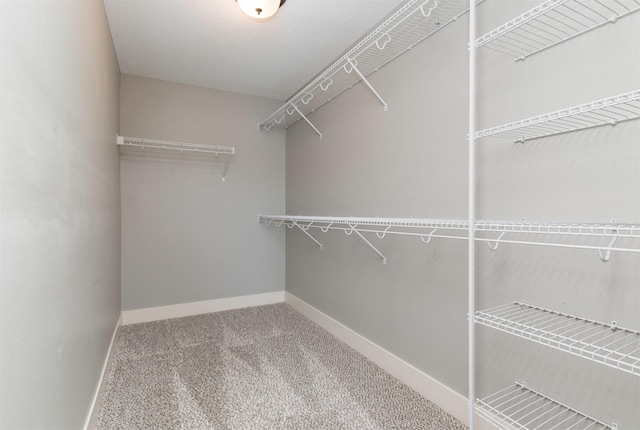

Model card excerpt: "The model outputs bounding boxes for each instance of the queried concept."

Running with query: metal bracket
[292,221,323,250]
[221,153,231,182]
[346,225,387,264]
[346,58,388,111]
[598,231,618,262]
[292,104,322,139]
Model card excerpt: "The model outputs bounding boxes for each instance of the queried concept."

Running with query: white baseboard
[84,311,122,430]
[122,291,286,325]
[284,292,492,429]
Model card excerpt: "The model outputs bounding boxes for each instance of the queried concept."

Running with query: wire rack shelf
[476,301,640,376]
[475,221,640,238]
[259,216,640,259]
[474,221,640,258]
[476,382,617,430]
[475,90,640,142]
[259,215,469,230]
[258,0,474,135]
[117,135,235,181]
[476,0,640,61]
[258,215,470,263]
[117,135,234,155]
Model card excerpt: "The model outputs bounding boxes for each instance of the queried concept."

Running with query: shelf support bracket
[292,221,323,250]
[346,58,388,111]
[346,225,387,264]
[292,104,322,139]
[221,153,231,182]
[598,232,618,262]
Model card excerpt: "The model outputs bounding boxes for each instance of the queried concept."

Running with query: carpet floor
[96,303,467,429]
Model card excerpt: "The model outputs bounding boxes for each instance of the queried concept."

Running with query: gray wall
[119,75,285,310]
[285,1,639,427]
[0,1,121,428]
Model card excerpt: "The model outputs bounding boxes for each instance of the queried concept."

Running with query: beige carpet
[96,303,467,429]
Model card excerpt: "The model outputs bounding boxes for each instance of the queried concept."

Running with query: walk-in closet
[1,0,638,429]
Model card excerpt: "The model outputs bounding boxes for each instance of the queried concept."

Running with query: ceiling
[103,0,405,101]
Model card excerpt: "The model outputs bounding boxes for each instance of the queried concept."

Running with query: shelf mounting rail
[475,0,640,61]
[258,0,474,136]
[117,135,235,181]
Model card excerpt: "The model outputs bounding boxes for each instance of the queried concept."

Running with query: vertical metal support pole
[292,104,323,138]
[468,0,477,428]
[347,59,388,111]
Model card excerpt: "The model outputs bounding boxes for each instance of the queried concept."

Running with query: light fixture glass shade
[237,0,282,22]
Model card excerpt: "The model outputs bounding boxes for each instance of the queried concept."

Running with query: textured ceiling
[104,0,405,101]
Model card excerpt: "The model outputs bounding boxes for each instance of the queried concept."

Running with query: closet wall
[120,75,286,311]
[286,13,471,395]
[0,1,121,428]
[285,1,639,426]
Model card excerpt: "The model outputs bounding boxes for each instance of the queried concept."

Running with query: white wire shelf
[475,220,640,260]
[116,135,235,181]
[476,382,617,430]
[258,215,469,264]
[476,0,640,61]
[475,90,640,142]
[258,0,474,137]
[476,301,640,376]
[259,216,640,261]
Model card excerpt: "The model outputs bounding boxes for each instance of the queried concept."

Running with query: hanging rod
[475,90,640,142]
[476,0,640,61]
[476,300,640,376]
[259,215,640,260]
[258,0,476,133]
[116,135,235,181]
[476,382,617,430]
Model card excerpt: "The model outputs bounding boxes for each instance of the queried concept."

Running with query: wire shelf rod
[475,90,640,142]
[476,0,640,60]
[476,382,616,430]
[259,216,640,256]
[260,216,640,239]
[476,301,640,375]
[117,135,234,155]
[476,221,640,238]
[259,215,472,230]
[259,0,475,131]
[116,135,235,181]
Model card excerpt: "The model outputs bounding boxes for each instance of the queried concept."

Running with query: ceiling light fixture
[236,0,286,22]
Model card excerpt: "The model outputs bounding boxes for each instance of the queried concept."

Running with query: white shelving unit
[476,0,640,61]
[116,135,235,181]
[258,0,475,137]
[257,0,638,428]
[470,0,640,429]
[475,90,640,143]
[476,382,617,430]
